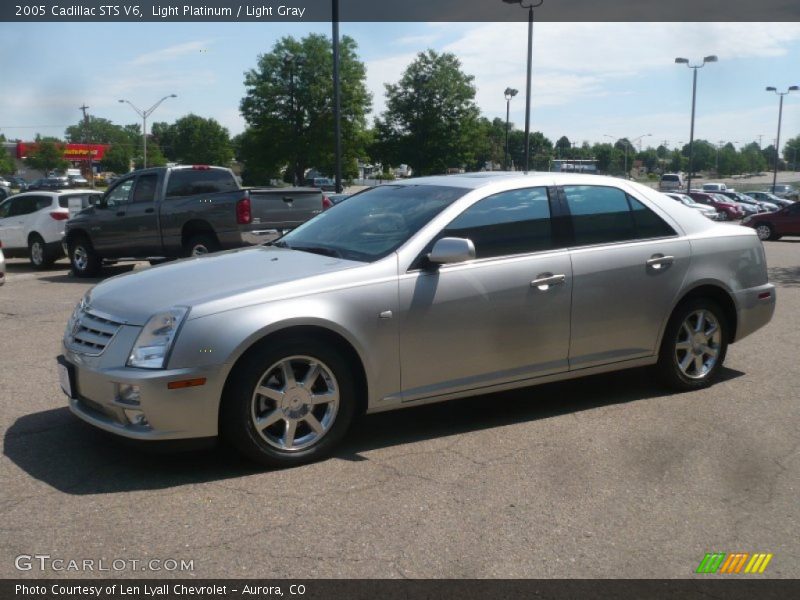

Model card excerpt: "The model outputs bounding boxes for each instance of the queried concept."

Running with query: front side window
[105,179,134,208]
[438,187,553,259]
[564,185,675,246]
[278,185,466,262]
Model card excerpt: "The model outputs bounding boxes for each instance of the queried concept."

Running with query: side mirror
[428,237,476,266]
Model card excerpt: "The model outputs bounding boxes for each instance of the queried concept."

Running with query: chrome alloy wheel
[250,355,340,451]
[73,245,89,271]
[674,309,722,379]
[191,244,208,257]
[755,224,772,241]
[30,241,44,265]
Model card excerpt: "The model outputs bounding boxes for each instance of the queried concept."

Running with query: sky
[1,21,799,150]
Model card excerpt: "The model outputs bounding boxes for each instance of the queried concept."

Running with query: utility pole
[79,104,93,186]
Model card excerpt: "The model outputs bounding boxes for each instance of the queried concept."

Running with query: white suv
[0,190,101,268]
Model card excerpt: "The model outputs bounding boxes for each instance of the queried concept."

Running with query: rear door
[563,184,691,370]
[0,197,23,248]
[248,188,323,230]
[775,202,800,236]
[90,176,135,256]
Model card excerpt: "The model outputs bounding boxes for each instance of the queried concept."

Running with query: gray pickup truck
[64,165,323,277]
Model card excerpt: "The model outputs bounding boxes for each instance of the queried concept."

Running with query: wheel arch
[181,220,219,247]
[662,282,738,346]
[218,323,370,426]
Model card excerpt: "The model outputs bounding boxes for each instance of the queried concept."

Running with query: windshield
[277,184,467,262]
[661,175,679,182]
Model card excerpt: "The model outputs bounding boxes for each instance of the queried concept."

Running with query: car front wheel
[657,298,729,391]
[754,223,775,241]
[68,236,101,277]
[221,337,357,468]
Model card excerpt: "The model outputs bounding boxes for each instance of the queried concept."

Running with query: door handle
[144,208,154,213]
[116,211,126,217]
[531,273,566,290]
[646,255,674,270]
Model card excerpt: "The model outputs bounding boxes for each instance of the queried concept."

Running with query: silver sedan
[59,173,776,467]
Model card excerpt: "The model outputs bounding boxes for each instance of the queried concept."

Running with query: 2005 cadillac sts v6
[58,173,775,467]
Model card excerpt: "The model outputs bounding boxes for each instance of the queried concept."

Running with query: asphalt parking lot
[1,241,798,579]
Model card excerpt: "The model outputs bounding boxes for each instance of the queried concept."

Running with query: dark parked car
[8,176,28,190]
[715,190,777,212]
[28,177,67,191]
[688,191,744,220]
[745,191,794,208]
[742,201,800,240]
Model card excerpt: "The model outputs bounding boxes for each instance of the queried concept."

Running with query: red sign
[16,142,110,161]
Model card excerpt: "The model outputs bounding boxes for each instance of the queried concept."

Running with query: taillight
[191,165,211,170]
[50,212,69,221]
[236,197,252,224]
[322,195,333,210]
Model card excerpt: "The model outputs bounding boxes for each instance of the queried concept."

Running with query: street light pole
[675,56,717,192]
[503,0,543,173]
[765,86,799,193]
[119,95,177,170]
[503,87,518,170]
[332,0,342,193]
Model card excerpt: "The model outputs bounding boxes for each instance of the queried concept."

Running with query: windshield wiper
[288,245,342,258]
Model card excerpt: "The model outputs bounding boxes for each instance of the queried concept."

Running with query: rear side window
[165,169,237,198]
[59,194,97,209]
[35,196,53,210]
[440,187,554,259]
[563,186,675,246]
[132,174,159,203]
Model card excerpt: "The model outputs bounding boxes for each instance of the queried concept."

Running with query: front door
[398,186,572,402]
[90,176,135,256]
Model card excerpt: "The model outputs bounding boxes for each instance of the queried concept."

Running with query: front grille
[68,308,124,356]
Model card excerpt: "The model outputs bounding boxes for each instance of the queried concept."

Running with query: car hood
[86,246,363,325]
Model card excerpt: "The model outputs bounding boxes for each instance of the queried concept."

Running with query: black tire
[719,212,730,221]
[28,234,55,269]
[183,234,219,258]
[68,235,101,277]
[656,298,729,391]
[220,337,357,468]
[754,222,776,241]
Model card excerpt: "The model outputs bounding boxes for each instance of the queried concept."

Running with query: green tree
[101,144,132,174]
[149,114,233,166]
[65,116,138,147]
[508,130,553,171]
[0,149,16,176]
[133,143,168,170]
[782,135,800,170]
[555,136,571,157]
[240,34,371,183]
[24,140,69,174]
[374,50,481,176]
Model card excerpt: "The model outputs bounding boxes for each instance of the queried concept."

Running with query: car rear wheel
[657,298,729,391]
[68,235,101,277]
[28,234,55,269]
[184,234,219,258]
[754,223,776,241]
[221,337,356,468]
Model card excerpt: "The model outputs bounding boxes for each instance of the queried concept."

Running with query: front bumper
[733,283,776,343]
[61,347,227,441]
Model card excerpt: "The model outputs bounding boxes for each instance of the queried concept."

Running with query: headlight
[64,292,89,341]
[127,307,189,369]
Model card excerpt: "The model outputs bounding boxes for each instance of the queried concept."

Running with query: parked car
[0,239,5,285]
[68,174,90,187]
[702,182,728,192]
[8,176,28,191]
[326,193,351,205]
[745,191,794,208]
[742,201,800,240]
[58,173,775,468]
[0,190,102,268]
[64,165,325,276]
[715,190,777,213]
[770,184,797,199]
[688,191,744,220]
[27,177,67,191]
[0,185,10,202]
[305,177,337,192]
[659,173,685,191]
[664,192,721,220]
[0,177,11,188]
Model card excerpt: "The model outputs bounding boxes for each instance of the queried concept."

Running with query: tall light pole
[118,95,176,170]
[675,55,717,192]
[332,0,342,193]
[503,87,518,170]
[765,85,799,193]
[502,0,544,173]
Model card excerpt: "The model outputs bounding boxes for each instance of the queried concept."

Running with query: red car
[742,201,800,240]
[688,191,744,221]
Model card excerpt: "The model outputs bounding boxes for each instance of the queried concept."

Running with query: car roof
[390,172,636,190]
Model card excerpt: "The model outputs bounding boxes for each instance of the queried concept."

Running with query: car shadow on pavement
[4,366,744,494]
[37,265,137,284]
[768,266,800,287]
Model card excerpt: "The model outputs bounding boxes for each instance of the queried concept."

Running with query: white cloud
[128,41,211,66]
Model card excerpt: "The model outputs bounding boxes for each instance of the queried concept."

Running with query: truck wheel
[184,234,219,257]
[220,337,357,469]
[29,234,55,269]
[68,235,101,277]
[656,298,729,391]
